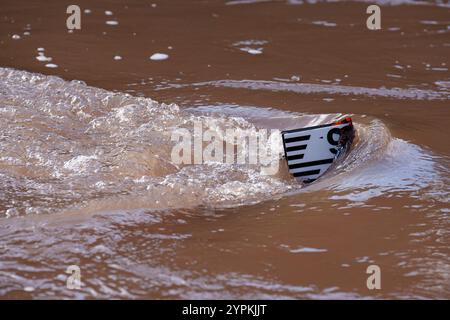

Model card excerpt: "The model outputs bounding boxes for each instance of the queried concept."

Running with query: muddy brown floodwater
[0,0,449,299]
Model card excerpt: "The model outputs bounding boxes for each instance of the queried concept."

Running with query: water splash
[0,68,447,219]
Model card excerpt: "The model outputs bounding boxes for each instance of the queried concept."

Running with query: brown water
[0,0,449,299]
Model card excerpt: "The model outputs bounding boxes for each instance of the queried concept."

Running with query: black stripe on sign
[292,169,321,177]
[288,158,334,170]
[285,144,307,153]
[286,154,304,161]
[283,135,310,144]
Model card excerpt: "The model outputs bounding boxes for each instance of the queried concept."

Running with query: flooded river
[0,0,449,299]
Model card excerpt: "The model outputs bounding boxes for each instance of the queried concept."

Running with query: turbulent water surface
[0,0,449,299]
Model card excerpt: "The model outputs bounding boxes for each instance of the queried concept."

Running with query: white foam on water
[234,40,267,55]
[12,34,21,40]
[63,155,99,173]
[0,68,446,218]
[45,63,58,68]
[150,53,169,61]
[5,208,19,218]
[431,67,448,71]
[0,68,302,216]
[435,80,450,88]
[233,40,268,46]
[421,20,439,25]
[290,247,328,253]
[36,55,52,62]
[312,20,337,27]
[240,47,263,55]
[387,74,402,78]
[287,0,450,7]
[106,20,119,26]
[181,79,450,100]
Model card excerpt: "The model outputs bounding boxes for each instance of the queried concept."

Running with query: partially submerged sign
[281,117,354,183]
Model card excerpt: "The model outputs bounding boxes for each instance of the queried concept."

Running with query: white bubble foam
[45,63,58,68]
[12,34,21,40]
[240,47,263,55]
[234,40,268,46]
[36,55,52,62]
[150,53,169,61]
[64,155,98,173]
[105,10,113,16]
[5,208,19,218]
[312,21,337,27]
[435,80,450,88]
[113,55,122,60]
[106,20,119,26]
[431,67,448,71]
[420,20,438,25]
